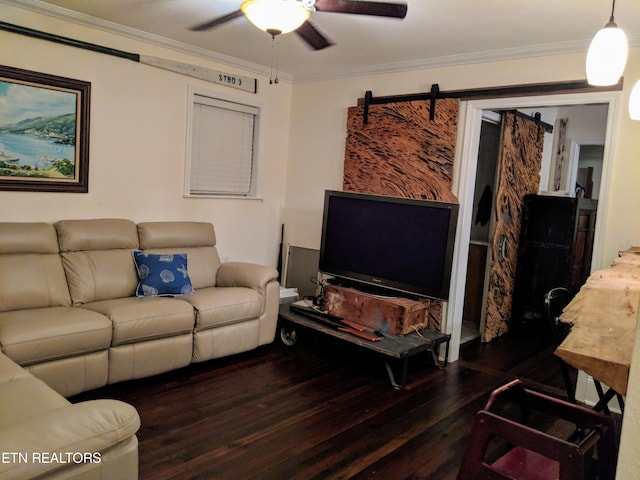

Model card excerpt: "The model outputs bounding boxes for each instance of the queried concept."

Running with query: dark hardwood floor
[72,324,588,480]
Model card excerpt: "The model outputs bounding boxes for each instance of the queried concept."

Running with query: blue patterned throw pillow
[133,251,194,297]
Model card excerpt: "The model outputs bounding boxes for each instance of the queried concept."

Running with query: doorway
[460,108,554,344]
[460,112,500,344]
[446,90,621,361]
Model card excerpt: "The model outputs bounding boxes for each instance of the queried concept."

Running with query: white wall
[618,310,640,479]
[548,103,608,194]
[285,52,640,272]
[0,5,292,267]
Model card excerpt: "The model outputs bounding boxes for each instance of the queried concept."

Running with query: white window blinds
[188,95,259,196]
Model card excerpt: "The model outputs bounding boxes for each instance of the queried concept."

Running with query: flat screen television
[319,190,459,300]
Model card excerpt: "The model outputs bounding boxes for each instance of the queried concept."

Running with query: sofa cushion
[138,221,221,289]
[0,354,70,429]
[80,297,195,345]
[62,250,139,304]
[0,222,72,312]
[184,286,262,330]
[133,251,194,296]
[138,221,216,249]
[56,218,139,252]
[56,219,140,305]
[0,253,72,312]
[0,307,112,366]
[0,222,59,254]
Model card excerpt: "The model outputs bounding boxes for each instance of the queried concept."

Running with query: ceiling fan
[189,0,408,51]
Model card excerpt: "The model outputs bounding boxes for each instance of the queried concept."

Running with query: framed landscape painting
[0,65,90,192]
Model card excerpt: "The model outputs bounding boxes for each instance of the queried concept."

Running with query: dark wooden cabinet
[511,194,597,322]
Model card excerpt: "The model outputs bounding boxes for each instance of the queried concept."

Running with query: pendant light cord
[609,0,616,23]
[269,34,280,85]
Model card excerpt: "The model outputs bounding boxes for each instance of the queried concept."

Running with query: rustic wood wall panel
[482,112,544,342]
[343,98,459,330]
[344,99,459,202]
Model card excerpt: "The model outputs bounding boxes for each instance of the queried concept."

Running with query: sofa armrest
[0,399,140,479]
[216,262,278,290]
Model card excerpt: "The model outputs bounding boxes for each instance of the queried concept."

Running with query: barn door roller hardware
[504,110,553,146]
[359,79,622,125]
[362,83,441,125]
[429,83,439,121]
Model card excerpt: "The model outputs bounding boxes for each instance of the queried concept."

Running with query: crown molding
[291,34,640,83]
[5,0,640,85]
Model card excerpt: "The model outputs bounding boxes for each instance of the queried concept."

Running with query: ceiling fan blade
[295,21,334,50]
[314,0,407,19]
[188,10,244,31]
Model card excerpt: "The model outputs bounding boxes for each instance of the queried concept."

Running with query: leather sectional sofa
[0,219,279,479]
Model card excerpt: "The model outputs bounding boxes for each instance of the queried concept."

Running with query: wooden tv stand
[278,304,451,389]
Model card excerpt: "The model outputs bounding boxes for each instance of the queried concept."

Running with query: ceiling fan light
[629,80,640,120]
[241,0,311,35]
[586,23,628,86]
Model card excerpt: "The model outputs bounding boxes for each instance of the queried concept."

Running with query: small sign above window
[213,72,257,94]
[140,56,257,94]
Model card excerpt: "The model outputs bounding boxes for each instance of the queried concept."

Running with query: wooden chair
[457,379,618,480]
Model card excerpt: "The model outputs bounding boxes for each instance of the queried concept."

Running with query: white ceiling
[6,0,640,83]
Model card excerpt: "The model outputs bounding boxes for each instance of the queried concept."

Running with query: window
[185,90,260,198]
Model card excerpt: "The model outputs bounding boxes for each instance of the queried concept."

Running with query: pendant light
[629,80,640,120]
[586,0,628,86]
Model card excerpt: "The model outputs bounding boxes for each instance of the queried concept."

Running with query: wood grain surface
[483,112,544,342]
[70,328,589,480]
[344,99,459,202]
[557,248,640,395]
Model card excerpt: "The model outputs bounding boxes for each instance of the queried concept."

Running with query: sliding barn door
[343,98,459,330]
[482,112,544,342]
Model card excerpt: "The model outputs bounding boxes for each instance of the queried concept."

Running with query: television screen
[319,190,459,300]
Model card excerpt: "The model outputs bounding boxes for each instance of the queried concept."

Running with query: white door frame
[568,140,606,198]
[444,90,622,362]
